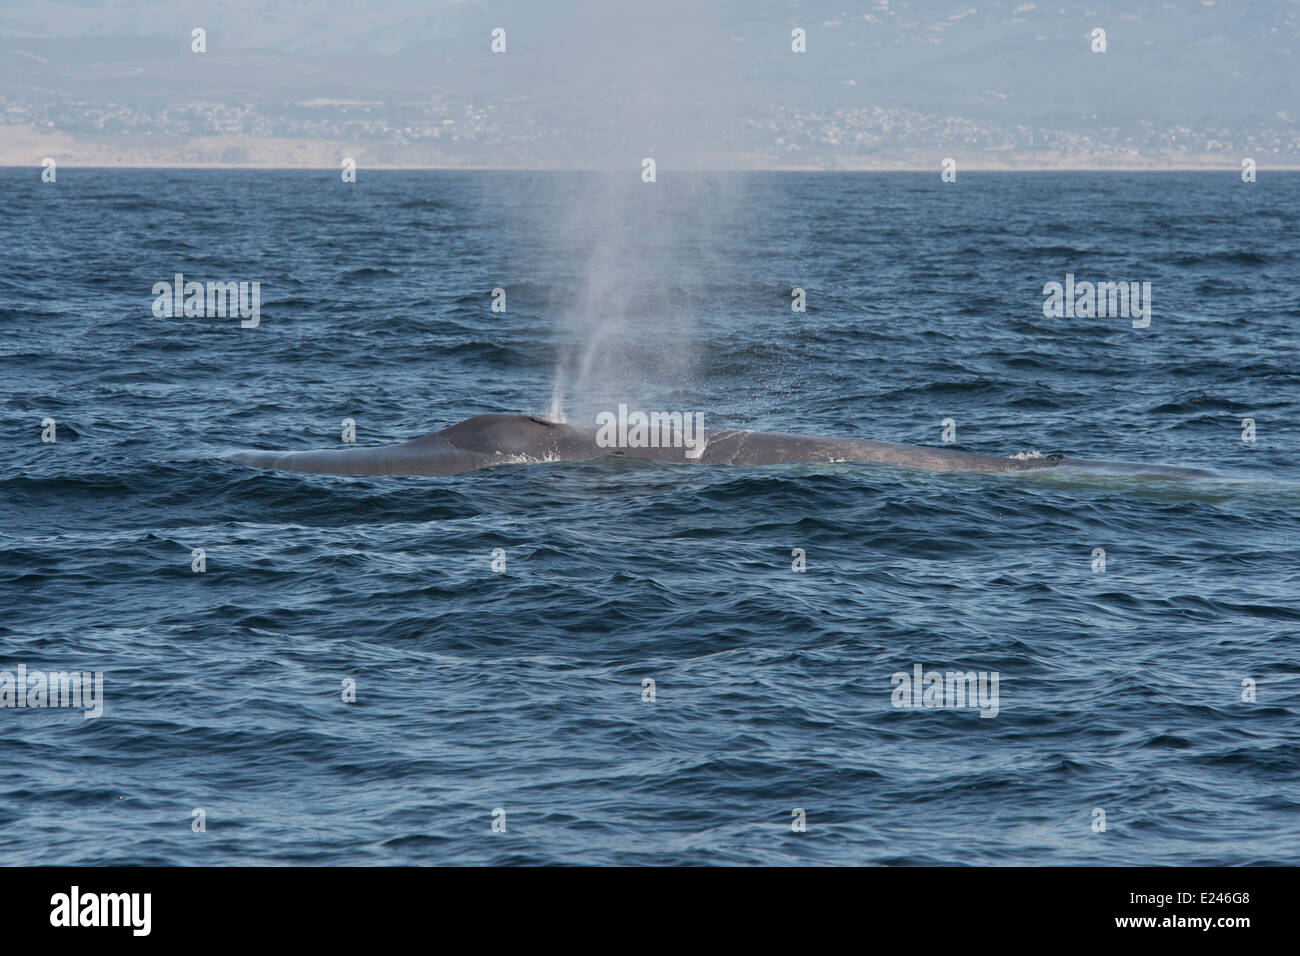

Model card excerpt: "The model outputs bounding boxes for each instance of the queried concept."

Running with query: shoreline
[4,126,1297,173]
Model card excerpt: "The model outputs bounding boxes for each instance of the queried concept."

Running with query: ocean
[1,168,1297,865]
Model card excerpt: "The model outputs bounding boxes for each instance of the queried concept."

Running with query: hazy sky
[3,1,1295,110]
[3,1,1298,165]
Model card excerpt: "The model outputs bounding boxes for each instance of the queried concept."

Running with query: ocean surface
[1,168,1298,866]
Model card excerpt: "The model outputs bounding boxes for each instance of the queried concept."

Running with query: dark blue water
[2,169,1298,865]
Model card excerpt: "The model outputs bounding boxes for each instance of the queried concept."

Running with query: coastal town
[4,92,1297,168]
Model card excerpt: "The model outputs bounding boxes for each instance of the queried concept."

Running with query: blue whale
[223,413,1215,479]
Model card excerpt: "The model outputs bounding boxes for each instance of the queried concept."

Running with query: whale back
[438,414,597,459]
[224,413,601,477]
[224,413,1210,479]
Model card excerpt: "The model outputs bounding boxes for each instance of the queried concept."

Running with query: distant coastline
[5,125,1298,172]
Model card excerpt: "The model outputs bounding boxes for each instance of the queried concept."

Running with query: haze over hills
[2,0,1298,168]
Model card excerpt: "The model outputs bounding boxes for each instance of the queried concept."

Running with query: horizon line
[5,164,1298,173]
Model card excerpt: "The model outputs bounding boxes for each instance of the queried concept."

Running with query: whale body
[223,413,1215,479]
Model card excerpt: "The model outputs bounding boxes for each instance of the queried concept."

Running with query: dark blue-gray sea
[1,169,1297,865]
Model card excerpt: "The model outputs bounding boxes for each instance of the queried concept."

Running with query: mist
[523,1,748,428]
